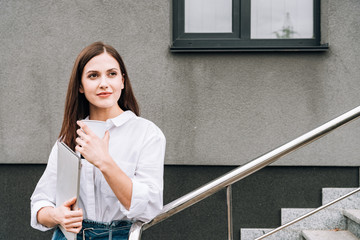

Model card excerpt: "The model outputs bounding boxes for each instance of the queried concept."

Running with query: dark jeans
[51,219,133,240]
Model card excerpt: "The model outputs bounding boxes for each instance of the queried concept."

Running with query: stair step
[344,209,360,224]
[281,208,346,229]
[322,188,360,209]
[240,188,360,239]
[302,230,359,240]
[240,228,301,240]
[344,209,360,239]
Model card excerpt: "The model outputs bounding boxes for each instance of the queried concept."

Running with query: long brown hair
[59,42,139,150]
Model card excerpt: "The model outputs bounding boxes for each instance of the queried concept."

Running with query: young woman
[30,42,166,239]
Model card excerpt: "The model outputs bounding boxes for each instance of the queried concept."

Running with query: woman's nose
[99,76,109,88]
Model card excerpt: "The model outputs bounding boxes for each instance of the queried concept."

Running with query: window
[171,0,328,52]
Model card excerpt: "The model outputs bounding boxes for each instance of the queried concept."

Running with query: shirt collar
[109,110,136,127]
[84,110,136,128]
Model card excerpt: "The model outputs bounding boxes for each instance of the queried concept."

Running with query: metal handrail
[128,105,360,240]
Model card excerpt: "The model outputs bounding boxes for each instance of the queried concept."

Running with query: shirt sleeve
[30,142,58,231]
[120,124,166,222]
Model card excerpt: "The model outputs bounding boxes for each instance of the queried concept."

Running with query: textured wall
[1,0,360,165]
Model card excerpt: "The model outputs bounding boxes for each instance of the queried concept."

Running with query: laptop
[56,141,81,240]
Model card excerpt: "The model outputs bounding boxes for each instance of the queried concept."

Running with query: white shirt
[30,111,166,231]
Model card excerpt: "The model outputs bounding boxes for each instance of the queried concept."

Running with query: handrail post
[227,185,233,240]
[128,221,144,240]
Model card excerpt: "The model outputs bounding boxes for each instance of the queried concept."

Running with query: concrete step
[344,209,360,224]
[302,230,359,240]
[322,188,360,209]
[344,209,360,238]
[240,228,302,240]
[281,208,346,230]
[240,188,360,240]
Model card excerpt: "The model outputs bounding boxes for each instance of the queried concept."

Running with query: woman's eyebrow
[85,70,99,74]
[85,68,119,74]
[107,68,120,71]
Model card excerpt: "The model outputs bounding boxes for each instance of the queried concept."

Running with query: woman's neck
[89,106,124,121]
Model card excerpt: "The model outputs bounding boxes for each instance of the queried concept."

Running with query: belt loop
[109,221,114,240]
[82,227,94,240]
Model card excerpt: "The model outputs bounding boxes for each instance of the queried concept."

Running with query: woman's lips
[97,92,112,97]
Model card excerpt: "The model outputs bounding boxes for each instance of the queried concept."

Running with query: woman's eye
[109,72,117,77]
[88,73,98,79]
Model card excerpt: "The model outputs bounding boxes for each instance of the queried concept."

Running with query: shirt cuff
[120,179,162,222]
[31,200,56,231]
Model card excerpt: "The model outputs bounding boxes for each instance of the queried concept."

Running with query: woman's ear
[121,75,125,89]
[79,85,84,93]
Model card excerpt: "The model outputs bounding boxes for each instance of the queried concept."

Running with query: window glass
[251,0,313,39]
[185,0,232,33]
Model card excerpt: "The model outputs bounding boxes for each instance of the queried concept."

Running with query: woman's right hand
[52,197,83,233]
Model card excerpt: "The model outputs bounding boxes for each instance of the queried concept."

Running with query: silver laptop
[56,141,81,240]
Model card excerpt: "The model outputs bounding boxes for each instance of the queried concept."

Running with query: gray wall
[1,0,360,166]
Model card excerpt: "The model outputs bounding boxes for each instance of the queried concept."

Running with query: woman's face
[80,52,124,114]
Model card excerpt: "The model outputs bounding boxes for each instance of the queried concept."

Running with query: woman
[30,42,166,239]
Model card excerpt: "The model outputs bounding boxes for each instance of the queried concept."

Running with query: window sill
[170,43,329,53]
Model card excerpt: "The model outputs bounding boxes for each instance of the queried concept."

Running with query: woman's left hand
[75,121,111,168]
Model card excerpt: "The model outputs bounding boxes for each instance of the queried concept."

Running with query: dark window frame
[170,0,329,52]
